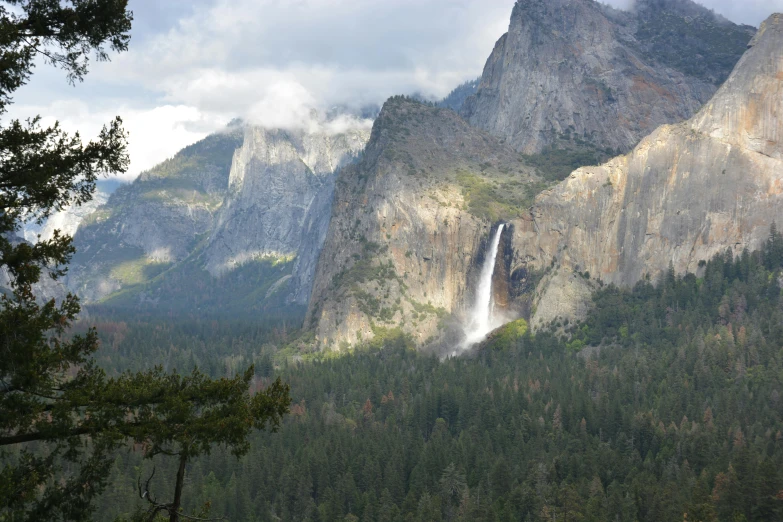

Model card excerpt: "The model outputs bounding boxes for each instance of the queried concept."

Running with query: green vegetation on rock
[97,252,302,320]
[109,257,171,286]
[140,127,244,183]
[522,144,609,182]
[484,318,529,350]
[455,171,526,222]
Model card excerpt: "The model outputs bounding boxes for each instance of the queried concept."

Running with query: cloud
[94,0,512,127]
[9,0,783,182]
[8,0,516,181]
[4,101,219,181]
[323,114,374,135]
[245,80,318,130]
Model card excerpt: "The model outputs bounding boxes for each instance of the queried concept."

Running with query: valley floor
[88,238,783,522]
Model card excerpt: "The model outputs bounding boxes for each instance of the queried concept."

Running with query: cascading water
[460,224,506,350]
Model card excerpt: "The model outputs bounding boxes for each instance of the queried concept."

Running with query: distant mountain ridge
[68,127,244,303]
[67,116,370,315]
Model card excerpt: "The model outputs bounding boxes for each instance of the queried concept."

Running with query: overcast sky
[7,0,782,181]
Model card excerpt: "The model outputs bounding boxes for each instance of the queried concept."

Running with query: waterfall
[460,224,505,350]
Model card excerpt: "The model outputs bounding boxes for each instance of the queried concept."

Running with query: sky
[6,0,783,181]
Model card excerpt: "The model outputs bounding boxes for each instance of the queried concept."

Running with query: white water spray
[460,224,506,350]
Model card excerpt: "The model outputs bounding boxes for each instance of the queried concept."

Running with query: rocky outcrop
[461,0,754,155]
[512,13,783,328]
[307,98,538,350]
[203,125,369,305]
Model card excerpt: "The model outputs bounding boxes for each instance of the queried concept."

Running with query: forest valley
[58,227,783,522]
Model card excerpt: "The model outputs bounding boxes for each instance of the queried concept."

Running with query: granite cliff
[204,125,368,304]
[307,11,781,351]
[67,118,369,313]
[512,13,783,328]
[461,0,754,155]
[67,126,244,303]
[306,98,539,350]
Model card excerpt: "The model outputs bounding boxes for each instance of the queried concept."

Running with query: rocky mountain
[306,10,781,351]
[511,13,783,328]
[54,1,778,350]
[204,125,368,302]
[68,126,244,302]
[67,118,369,313]
[306,97,539,350]
[461,0,755,156]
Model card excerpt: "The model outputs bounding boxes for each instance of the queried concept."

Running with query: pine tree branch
[0,425,93,445]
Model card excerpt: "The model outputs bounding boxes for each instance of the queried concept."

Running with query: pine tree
[125,369,290,522]
[0,4,291,520]
[765,222,783,269]
[0,2,131,519]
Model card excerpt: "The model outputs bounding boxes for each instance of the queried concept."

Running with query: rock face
[513,13,783,328]
[461,0,754,155]
[204,125,368,304]
[307,98,538,350]
[67,127,244,302]
[67,119,369,309]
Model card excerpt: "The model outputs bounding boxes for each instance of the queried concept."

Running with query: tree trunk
[170,452,188,522]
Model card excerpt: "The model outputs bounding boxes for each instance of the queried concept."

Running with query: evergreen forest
[74,228,783,521]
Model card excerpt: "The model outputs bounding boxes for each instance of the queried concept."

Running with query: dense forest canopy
[82,229,783,521]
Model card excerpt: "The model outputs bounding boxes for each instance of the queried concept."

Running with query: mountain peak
[750,12,783,46]
[690,12,782,159]
[462,0,753,155]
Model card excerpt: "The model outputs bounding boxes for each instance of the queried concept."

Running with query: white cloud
[4,0,515,181]
[4,101,220,181]
[324,114,374,135]
[94,0,512,125]
[245,80,318,130]
[9,0,783,182]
